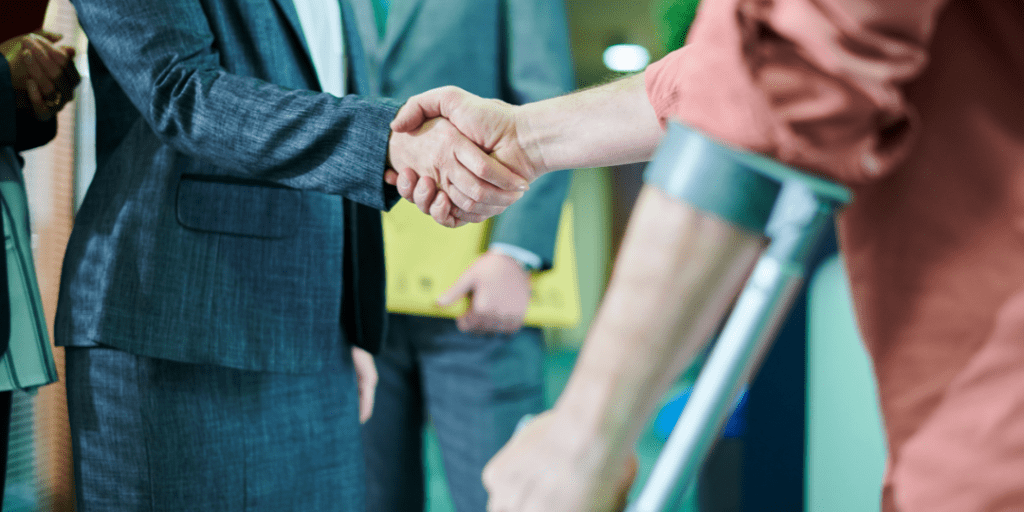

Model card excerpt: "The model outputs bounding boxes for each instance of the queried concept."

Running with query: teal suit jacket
[58,0,400,371]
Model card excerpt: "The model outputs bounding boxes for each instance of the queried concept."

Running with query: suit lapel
[271,0,320,89]
[348,0,381,64]
[379,0,424,67]
[340,0,373,95]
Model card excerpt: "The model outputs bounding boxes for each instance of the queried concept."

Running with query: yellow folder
[382,200,581,328]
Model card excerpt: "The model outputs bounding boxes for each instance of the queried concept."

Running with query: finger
[427,188,451,220]
[412,176,439,215]
[427,190,462,228]
[437,270,474,307]
[445,183,509,216]
[429,182,469,227]
[359,380,376,423]
[33,29,63,43]
[351,347,377,424]
[495,316,522,334]
[394,168,418,201]
[23,37,62,81]
[453,142,529,191]
[383,169,400,186]
[450,207,489,224]
[390,87,459,132]
[455,314,474,333]
[456,313,486,333]
[446,168,523,210]
[463,314,505,334]
[26,79,51,121]
[36,35,71,69]
[21,48,56,97]
[390,99,431,134]
[447,194,491,222]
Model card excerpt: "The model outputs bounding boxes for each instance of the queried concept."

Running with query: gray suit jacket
[56,0,400,372]
[350,0,574,268]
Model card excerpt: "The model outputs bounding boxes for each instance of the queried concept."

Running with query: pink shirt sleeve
[645,0,949,184]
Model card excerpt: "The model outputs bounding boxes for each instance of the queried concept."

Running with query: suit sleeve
[70,0,398,210]
[487,0,575,270]
[645,0,950,185]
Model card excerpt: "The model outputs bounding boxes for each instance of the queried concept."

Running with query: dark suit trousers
[66,345,364,512]
[362,314,545,512]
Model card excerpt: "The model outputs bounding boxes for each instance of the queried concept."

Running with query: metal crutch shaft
[627,123,849,512]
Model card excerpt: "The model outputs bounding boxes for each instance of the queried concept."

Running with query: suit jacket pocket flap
[176,176,301,239]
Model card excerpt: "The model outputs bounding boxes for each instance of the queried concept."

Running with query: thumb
[390,97,431,133]
[437,269,475,307]
[390,86,462,133]
[33,29,63,43]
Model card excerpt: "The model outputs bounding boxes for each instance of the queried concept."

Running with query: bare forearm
[553,185,765,453]
[515,73,663,174]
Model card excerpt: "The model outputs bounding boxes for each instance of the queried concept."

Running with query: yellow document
[382,200,581,328]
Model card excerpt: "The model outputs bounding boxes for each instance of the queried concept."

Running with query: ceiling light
[602,44,651,72]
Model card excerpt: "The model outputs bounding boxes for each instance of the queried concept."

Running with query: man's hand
[1,30,79,120]
[391,86,542,182]
[351,346,377,424]
[387,116,529,228]
[482,410,638,512]
[437,251,531,334]
[386,86,547,226]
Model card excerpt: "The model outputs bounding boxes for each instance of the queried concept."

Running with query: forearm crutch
[625,122,851,512]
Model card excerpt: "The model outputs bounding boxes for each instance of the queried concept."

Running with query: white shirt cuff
[488,243,543,271]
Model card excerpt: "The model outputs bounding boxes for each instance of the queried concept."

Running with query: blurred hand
[351,346,377,424]
[387,116,528,228]
[437,251,531,334]
[0,29,80,120]
[386,86,544,226]
[482,410,638,512]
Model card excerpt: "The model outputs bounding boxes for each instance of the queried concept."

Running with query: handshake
[384,86,547,228]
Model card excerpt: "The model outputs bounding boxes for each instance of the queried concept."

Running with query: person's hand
[351,346,378,424]
[437,251,531,334]
[386,86,545,226]
[482,410,639,512]
[391,86,541,182]
[1,30,80,120]
[387,116,529,228]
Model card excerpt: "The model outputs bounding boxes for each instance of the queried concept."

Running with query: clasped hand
[385,86,542,227]
[1,30,80,121]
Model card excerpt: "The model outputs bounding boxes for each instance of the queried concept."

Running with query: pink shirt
[646,1,1024,510]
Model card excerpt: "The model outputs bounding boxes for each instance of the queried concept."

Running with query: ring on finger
[44,90,62,109]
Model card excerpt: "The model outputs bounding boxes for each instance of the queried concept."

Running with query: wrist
[512,104,551,177]
[550,374,632,460]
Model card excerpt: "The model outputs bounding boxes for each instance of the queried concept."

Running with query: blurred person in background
[388,0,1024,510]
[351,1,573,511]
[0,3,79,508]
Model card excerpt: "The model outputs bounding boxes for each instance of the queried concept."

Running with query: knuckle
[440,86,460,101]
[455,195,476,212]
[466,182,484,202]
[430,152,446,173]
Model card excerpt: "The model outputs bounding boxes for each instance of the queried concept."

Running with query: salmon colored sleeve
[645,0,949,184]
